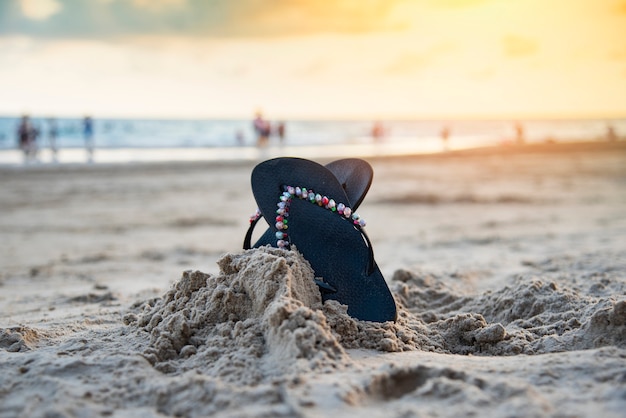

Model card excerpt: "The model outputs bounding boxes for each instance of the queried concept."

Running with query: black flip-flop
[244,158,373,250]
[249,157,397,323]
[325,158,373,210]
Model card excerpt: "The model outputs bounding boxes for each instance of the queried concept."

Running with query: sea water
[0,117,623,165]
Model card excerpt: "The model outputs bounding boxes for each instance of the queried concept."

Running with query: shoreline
[1,139,624,172]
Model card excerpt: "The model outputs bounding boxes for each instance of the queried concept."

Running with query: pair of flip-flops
[243,157,397,323]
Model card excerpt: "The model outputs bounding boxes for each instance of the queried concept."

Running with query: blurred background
[0,0,625,163]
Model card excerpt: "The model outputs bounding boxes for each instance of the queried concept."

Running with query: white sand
[1,142,625,417]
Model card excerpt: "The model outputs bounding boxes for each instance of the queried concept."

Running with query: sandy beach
[1,141,626,417]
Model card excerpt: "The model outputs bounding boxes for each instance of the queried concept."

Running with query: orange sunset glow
[1,0,625,119]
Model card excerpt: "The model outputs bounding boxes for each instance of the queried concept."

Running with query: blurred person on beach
[276,121,286,145]
[371,121,384,142]
[515,121,525,144]
[83,115,94,162]
[440,125,450,151]
[606,123,617,142]
[253,112,270,147]
[235,129,245,146]
[48,117,59,162]
[17,115,38,163]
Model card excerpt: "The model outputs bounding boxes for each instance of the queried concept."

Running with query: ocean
[0,116,623,165]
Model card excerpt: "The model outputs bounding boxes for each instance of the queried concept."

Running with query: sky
[0,0,625,119]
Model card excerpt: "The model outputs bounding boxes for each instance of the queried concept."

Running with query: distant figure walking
[48,117,59,162]
[371,121,384,142]
[17,115,38,163]
[253,112,270,147]
[276,121,286,145]
[83,116,94,162]
[440,125,450,151]
[235,129,245,146]
[606,124,618,142]
[515,122,525,145]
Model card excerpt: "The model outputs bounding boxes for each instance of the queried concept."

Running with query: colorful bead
[250,208,262,223]
[269,185,366,249]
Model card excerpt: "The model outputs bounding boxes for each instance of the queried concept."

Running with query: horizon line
[1,112,625,122]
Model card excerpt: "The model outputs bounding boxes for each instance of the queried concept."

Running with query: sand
[1,141,626,417]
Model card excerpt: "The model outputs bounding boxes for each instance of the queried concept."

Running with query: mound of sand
[2,246,626,417]
[130,246,626,369]
[129,247,348,382]
[389,251,626,355]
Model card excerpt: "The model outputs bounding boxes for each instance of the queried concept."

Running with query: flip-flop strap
[243,209,262,250]
[274,185,376,276]
[244,186,377,276]
[359,227,376,276]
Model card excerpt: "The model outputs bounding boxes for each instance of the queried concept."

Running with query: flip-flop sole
[325,158,373,209]
[251,157,397,322]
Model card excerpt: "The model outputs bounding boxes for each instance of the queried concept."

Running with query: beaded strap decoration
[249,185,366,250]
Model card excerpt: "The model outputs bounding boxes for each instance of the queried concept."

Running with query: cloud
[424,0,492,9]
[385,53,432,75]
[131,0,187,12]
[503,35,538,58]
[0,0,405,39]
[291,59,330,78]
[384,43,455,75]
[615,1,626,15]
[608,46,626,61]
[19,0,62,20]
[468,67,495,81]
